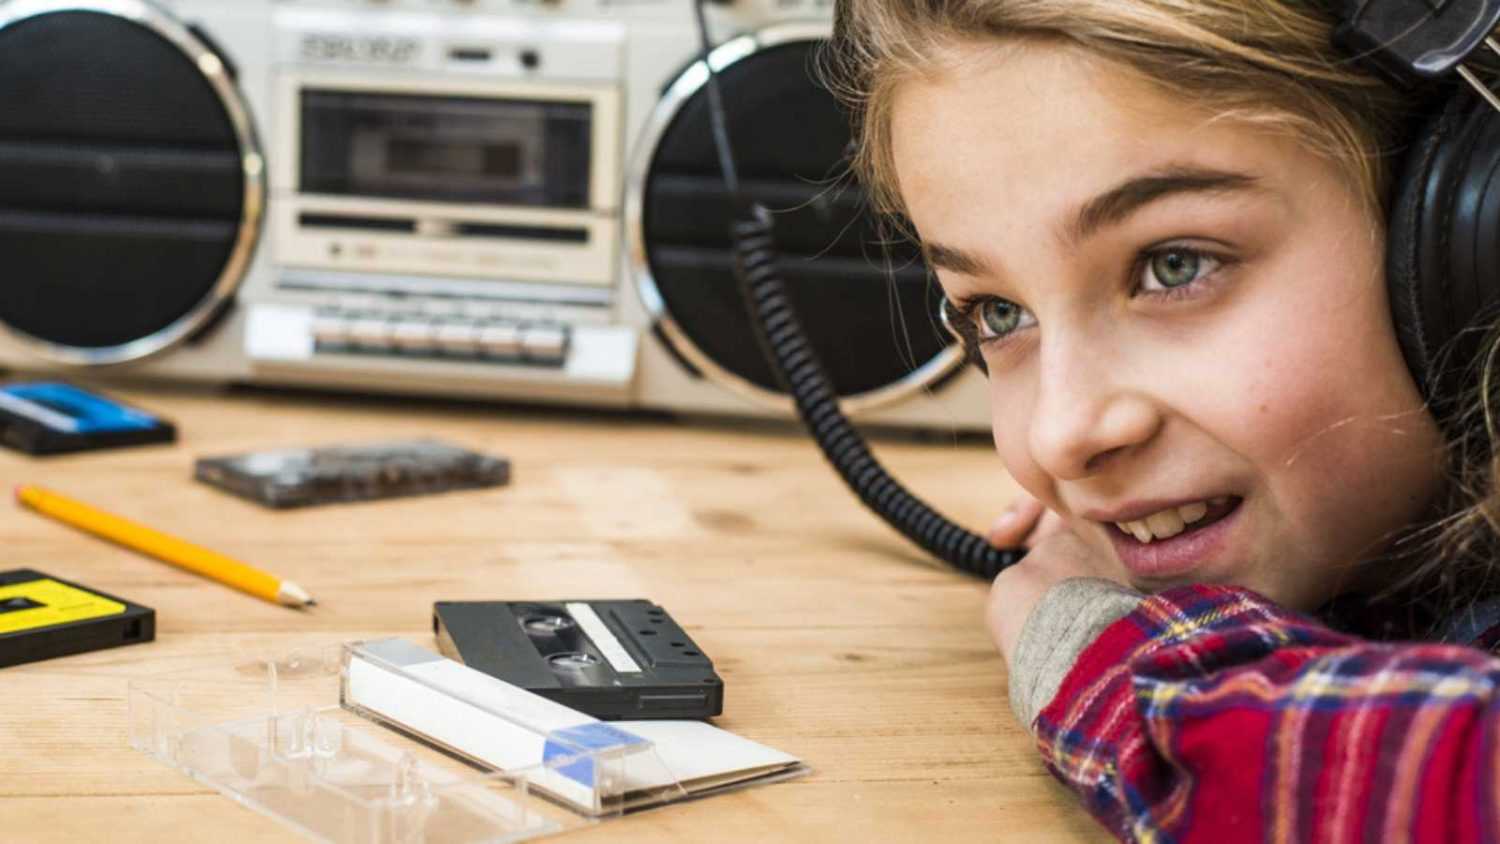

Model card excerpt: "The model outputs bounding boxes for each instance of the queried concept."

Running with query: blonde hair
[1414,328,1500,625]
[825,0,1418,220]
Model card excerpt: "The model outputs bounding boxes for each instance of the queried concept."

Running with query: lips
[1103,497,1243,579]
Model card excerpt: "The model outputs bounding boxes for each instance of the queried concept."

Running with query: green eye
[977,300,1024,338]
[1147,249,1204,289]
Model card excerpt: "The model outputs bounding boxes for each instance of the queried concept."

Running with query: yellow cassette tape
[0,569,154,667]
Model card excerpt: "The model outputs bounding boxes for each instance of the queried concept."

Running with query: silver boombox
[0,0,988,430]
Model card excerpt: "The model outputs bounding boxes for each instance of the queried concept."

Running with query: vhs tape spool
[0,569,155,668]
[434,600,723,720]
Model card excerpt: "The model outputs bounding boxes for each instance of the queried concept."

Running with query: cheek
[1191,271,1442,543]
[1236,332,1358,468]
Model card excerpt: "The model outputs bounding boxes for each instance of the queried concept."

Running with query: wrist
[1002,577,1145,732]
[989,564,1063,668]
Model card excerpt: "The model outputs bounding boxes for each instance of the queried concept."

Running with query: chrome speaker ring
[624,21,965,416]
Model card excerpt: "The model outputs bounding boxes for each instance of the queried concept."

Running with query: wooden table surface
[1,383,1106,843]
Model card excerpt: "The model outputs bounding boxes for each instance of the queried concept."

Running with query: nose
[1026,329,1163,481]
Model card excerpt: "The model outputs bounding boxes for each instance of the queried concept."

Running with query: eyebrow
[920,165,1261,277]
[923,241,990,276]
[1069,165,1260,244]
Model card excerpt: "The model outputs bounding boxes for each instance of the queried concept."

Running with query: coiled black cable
[692,2,1023,580]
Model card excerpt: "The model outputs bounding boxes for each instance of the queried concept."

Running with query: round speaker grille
[629,25,960,411]
[0,1,263,363]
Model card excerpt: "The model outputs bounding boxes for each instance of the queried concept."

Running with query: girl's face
[890,41,1445,610]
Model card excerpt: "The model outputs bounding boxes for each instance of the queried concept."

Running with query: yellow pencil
[14,484,316,609]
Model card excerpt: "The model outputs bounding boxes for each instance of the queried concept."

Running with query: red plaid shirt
[1035,585,1500,843]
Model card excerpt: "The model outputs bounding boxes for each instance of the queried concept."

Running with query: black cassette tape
[434,599,723,720]
[194,439,510,508]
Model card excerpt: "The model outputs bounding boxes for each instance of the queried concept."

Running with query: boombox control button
[520,325,568,363]
[348,318,395,350]
[391,321,437,353]
[311,314,351,347]
[478,323,522,357]
[435,322,483,356]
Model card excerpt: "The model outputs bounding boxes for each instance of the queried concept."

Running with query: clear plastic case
[127,640,690,843]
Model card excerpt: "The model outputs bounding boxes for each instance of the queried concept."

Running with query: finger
[988,496,1045,548]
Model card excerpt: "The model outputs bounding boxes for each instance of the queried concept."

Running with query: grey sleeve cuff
[1007,577,1145,733]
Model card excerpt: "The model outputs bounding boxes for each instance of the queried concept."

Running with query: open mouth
[1109,496,1241,545]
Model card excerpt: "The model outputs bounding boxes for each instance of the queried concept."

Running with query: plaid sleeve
[1034,584,1500,844]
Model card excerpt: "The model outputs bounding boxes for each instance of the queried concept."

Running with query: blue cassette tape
[0,382,175,455]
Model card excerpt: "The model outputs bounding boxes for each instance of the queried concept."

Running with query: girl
[828,1,1500,840]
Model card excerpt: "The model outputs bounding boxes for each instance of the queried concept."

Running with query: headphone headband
[1331,0,1500,80]
[1332,0,1500,111]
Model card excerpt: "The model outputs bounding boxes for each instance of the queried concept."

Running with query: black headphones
[1339,0,1500,432]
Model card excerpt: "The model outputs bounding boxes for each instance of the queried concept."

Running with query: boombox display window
[299,90,592,208]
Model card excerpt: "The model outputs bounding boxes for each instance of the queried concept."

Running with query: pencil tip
[304,600,319,608]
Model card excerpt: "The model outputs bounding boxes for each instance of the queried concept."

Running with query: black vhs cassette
[433,599,723,720]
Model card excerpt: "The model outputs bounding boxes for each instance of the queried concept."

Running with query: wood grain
[0,383,1108,842]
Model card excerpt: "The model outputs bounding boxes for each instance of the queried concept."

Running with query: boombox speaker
[0,0,263,365]
[628,24,964,413]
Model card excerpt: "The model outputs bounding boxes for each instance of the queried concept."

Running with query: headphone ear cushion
[1386,92,1500,430]
[1385,99,1454,402]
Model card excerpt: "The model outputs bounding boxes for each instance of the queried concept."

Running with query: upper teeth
[1116,500,1218,543]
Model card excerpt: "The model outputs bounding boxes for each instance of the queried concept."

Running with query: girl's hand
[987,494,1066,549]
[986,528,1120,668]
